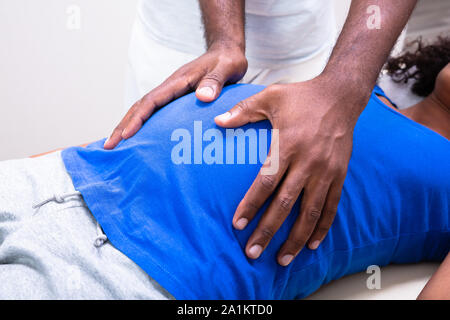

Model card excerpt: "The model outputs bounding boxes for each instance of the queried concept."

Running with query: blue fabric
[62,84,450,299]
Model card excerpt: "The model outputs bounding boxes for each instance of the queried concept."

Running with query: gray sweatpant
[0,151,173,300]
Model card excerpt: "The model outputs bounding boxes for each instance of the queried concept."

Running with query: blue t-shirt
[62,84,450,299]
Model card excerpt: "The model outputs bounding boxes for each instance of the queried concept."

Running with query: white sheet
[306,263,438,300]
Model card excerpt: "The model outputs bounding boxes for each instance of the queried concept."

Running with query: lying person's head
[384,36,450,139]
[385,36,450,108]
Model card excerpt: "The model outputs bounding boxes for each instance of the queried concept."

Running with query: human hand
[103,45,248,149]
[215,76,369,266]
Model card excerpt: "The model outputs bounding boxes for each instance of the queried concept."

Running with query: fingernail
[104,137,110,146]
[310,240,320,250]
[280,254,294,266]
[248,245,263,259]
[121,128,128,139]
[198,87,214,98]
[235,218,248,230]
[215,112,231,122]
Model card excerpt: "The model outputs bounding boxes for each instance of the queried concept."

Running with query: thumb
[195,70,227,103]
[215,97,263,128]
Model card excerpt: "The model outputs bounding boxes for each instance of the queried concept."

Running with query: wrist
[208,40,245,56]
[316,71,373,113]
[207,43,248,73]
[320,59,376,101]
[322,68,372,96]
[292,73,371,128]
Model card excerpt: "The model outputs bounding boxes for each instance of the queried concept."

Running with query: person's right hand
[103,45,248,149]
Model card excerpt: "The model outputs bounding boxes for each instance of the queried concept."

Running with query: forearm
[199,0,245,52]
[321,0,417,115]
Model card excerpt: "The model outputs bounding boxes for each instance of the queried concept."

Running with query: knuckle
[183,75,197,90]
[316,225,331,235]
[324,207,338,217]
[235,99,250,113]
[130,113,145,125]
[203,72,223,84]
[217,54,233,65]
[235,58,248,74]
[177,64,195,77]
[218,53,247,72]
[278,195,294,211]
[137,96,156,112]
[175,71,196,90]
[329,163,345,177]
[131,106,147,119]
[112,124,125,134]
[311,157,328,169]
[258,227,275,242]
[277,151,291,165]
[266,84,282,96]
[216,50,247,66]
[285,237,306,251]
[244,199,260,212]
[126,103,140,116]
[306,208,322,222]
[330,160,349,177]
[260,175,276,191]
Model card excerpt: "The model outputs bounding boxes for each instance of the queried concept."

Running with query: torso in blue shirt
[62,84,450,299]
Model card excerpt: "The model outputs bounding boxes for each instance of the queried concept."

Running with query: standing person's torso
[137,0,336,68]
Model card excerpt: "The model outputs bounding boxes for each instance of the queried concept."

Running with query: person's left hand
[214,75,369,266]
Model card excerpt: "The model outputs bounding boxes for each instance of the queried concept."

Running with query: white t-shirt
[137,0,336,68]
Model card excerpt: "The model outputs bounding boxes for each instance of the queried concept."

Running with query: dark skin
[31,66,449,299]
[103,0,418,266]
[418,253,450,300]
[102,1,248,144]
[378,64,450,299]
[400,63,450,140]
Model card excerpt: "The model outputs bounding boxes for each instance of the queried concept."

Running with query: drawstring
[94,221,108,247]
[32,191,83,209]
[32,191,108,248]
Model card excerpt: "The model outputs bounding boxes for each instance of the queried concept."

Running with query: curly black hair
[385,36,450,97]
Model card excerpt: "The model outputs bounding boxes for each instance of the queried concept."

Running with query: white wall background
[0,0,138,160]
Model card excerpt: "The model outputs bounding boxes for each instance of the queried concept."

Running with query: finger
[104,74,193,150]
[232,146,288,231]
[120,99,156,140]
[103,107,136,149]
[308,179,344,250]
[244,169,304,260]
[214,90,267,128]
[195,68,228,102]
[103,126,125,150]
[277,180,329,266]
[122,76,198,140]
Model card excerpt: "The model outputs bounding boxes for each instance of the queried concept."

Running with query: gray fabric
[0,151,173,300]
